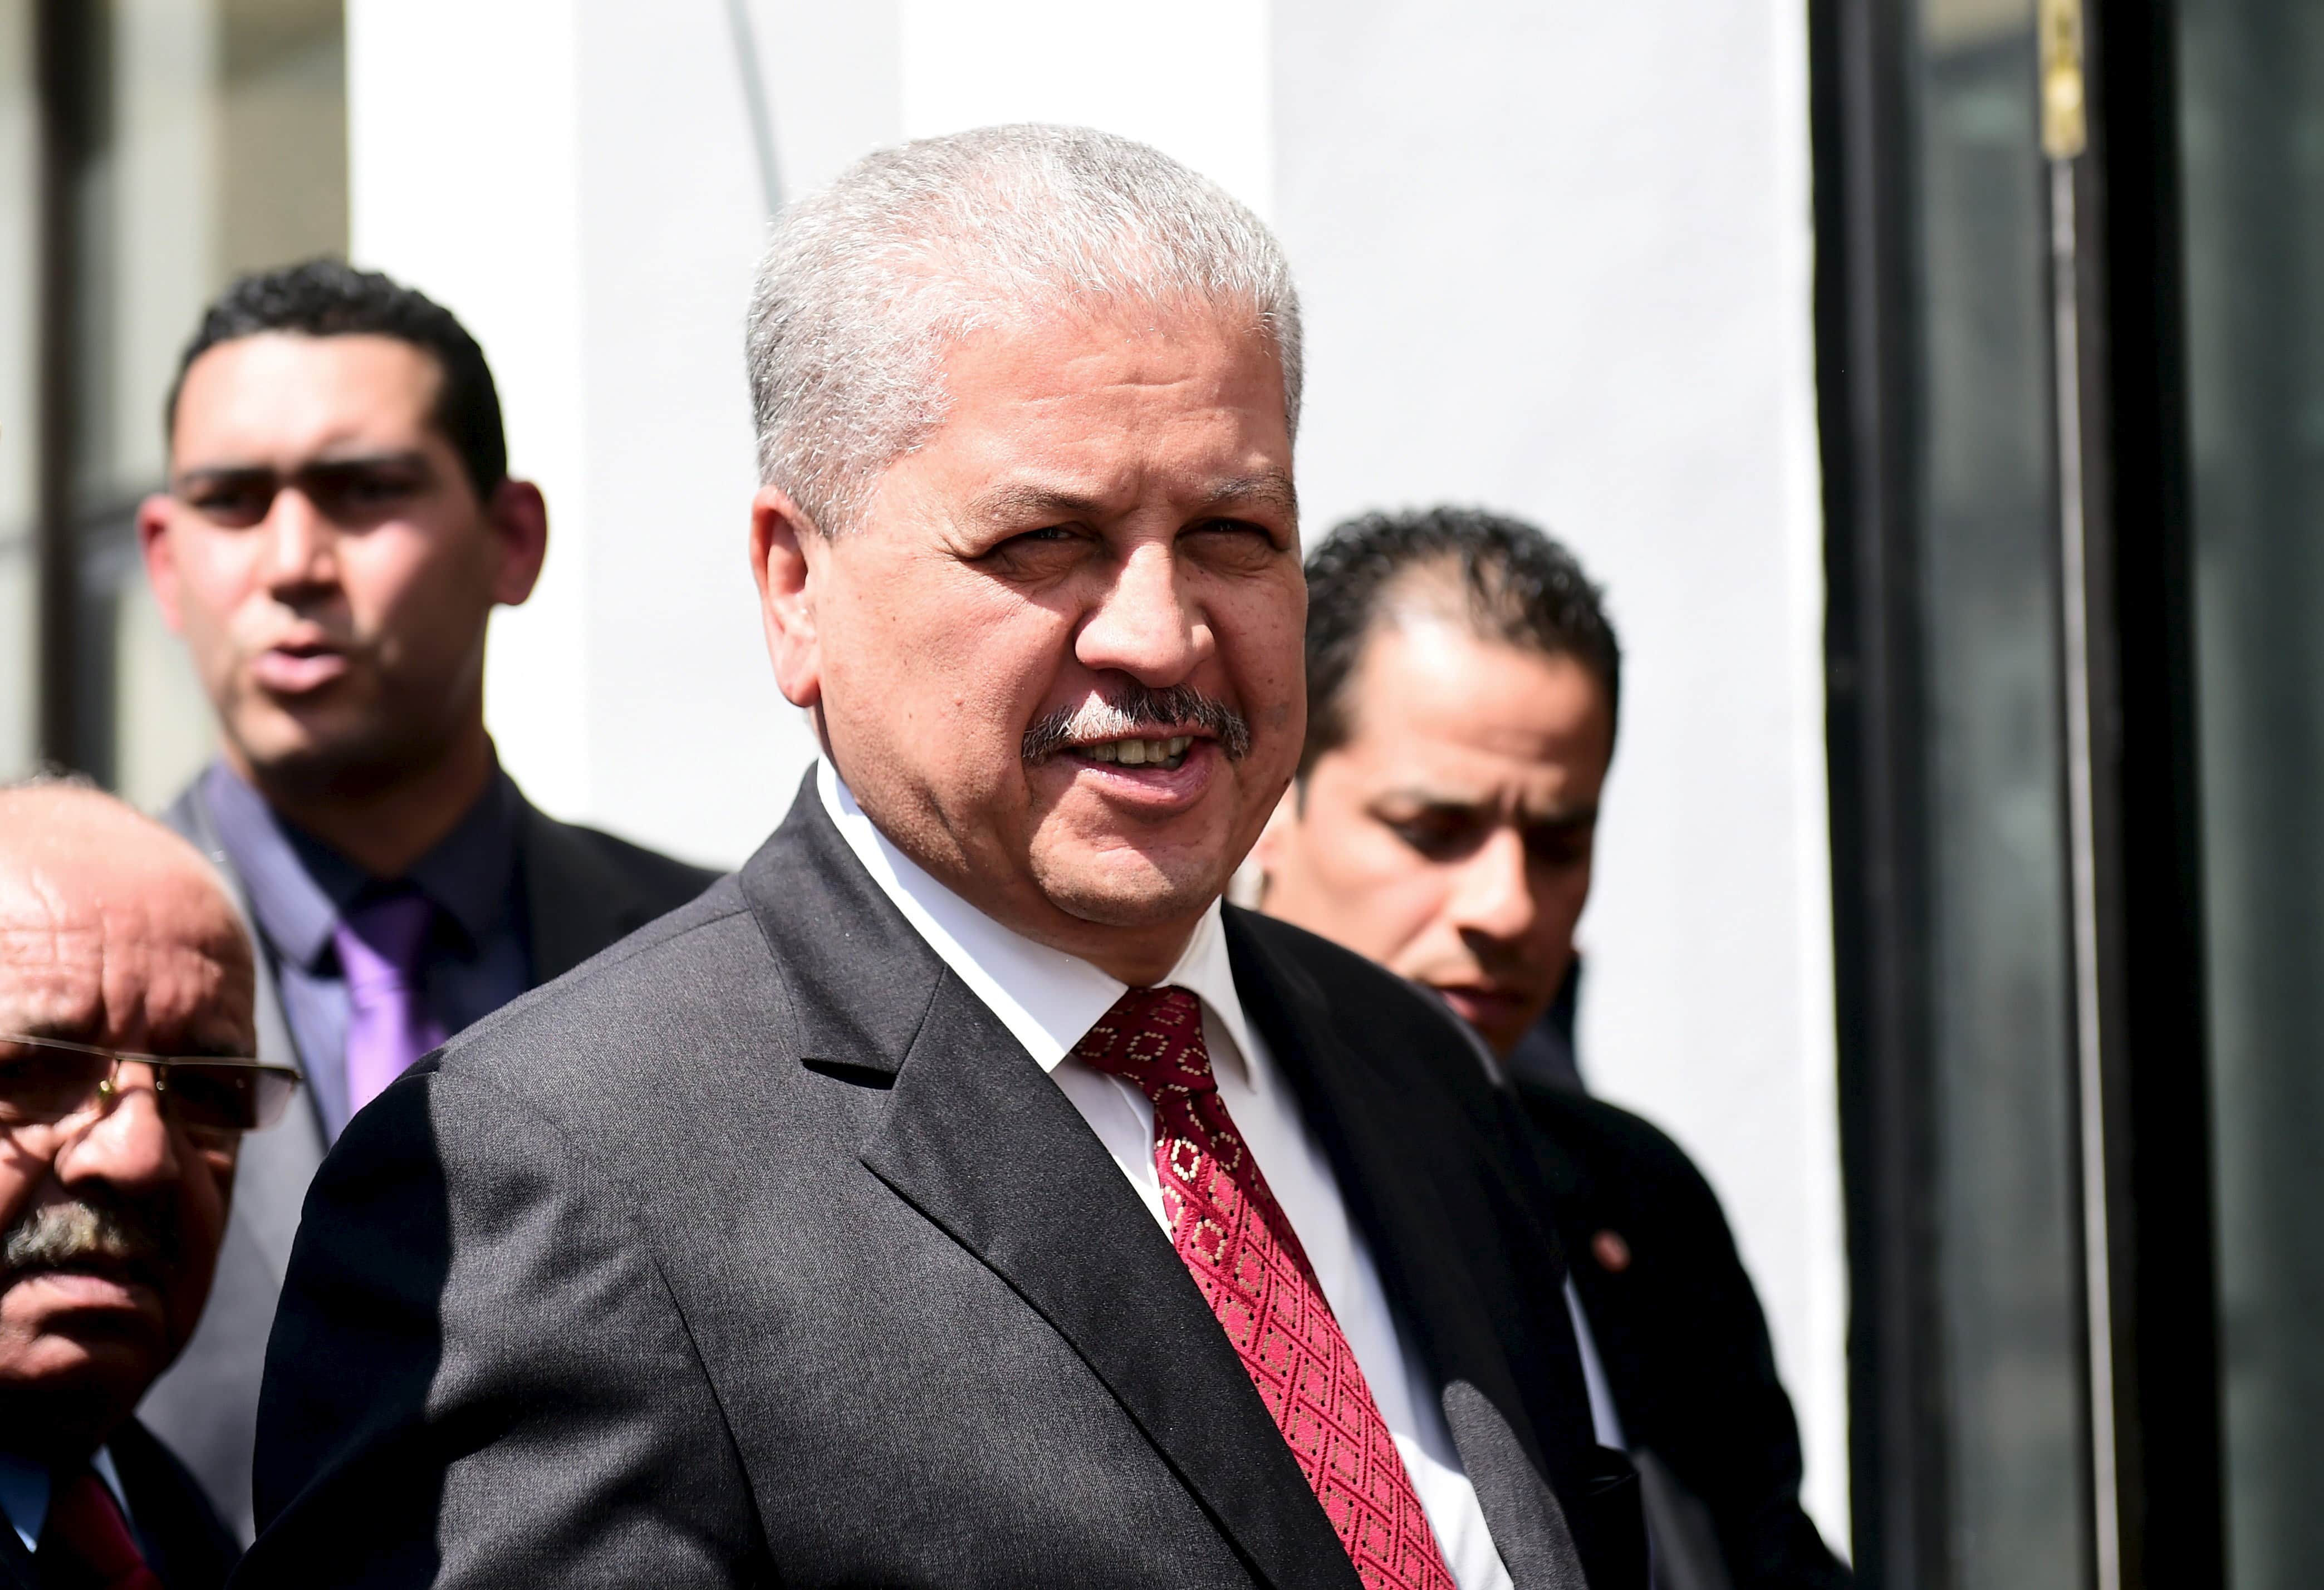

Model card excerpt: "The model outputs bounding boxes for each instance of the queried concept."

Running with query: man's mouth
[1434,983,1535,1027]
[251,640,350,694]
[1075,735,1199,770]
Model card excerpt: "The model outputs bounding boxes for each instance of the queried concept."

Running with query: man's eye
[190,487,273,525]
[320,472,421,509]
[1189,517,1277,546]
[1526,827,1594,866]
[979,525,1083,567]
[1387,817,1482,861]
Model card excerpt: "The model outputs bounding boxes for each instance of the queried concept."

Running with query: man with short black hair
[0,782,303,1589]
[1257,507,1850,1588]
[133,258,719,1537]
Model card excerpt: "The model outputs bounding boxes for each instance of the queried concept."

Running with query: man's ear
[1247,779,1304,905]
[751,485,826,710]
[484,478,550,606]
[135,493,188,635]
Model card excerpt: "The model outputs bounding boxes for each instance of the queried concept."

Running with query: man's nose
[261,487,339,591]
[1075,540,1212,685]
[1446,827,1541,944]
[54,1064,183,1194]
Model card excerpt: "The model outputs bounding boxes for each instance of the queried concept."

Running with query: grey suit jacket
[141,774,718,1540]
[233,780,1646,1589]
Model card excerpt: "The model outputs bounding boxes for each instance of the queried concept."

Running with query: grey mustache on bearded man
[1021,685,1254,764]
[2,1194,176,1279]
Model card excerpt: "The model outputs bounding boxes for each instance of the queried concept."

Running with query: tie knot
[1073,985,1213,1098]
[334,888,437,987]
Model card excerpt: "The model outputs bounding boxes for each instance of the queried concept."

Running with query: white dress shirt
[819,762,1515,1590]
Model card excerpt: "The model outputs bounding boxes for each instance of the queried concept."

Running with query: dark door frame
[1810,0,2224,1584]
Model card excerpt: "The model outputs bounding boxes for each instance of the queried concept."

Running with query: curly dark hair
[166,257,507,502]
[1300,506,1620,777]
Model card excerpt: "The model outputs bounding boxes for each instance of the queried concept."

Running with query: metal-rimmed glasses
[0,1032,303,1144]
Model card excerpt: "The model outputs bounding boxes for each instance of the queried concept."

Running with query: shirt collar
[202,758,525,968]
[0,1446,129,1554]
[816,758,1262,1084]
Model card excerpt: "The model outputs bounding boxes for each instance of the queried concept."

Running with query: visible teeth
[1079,737,1196,768]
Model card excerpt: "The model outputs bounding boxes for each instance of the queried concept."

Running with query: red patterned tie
[1076,986,1458,1590]
[38,1467,164,1590]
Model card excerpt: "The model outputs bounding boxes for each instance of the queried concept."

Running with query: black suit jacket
[0,1421,241,1590]
[141,773,719,1539]
[1515,1083,1849,1589]
[235,782,1646,1588]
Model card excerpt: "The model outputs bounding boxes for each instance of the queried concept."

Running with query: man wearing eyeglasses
[0,782,301,1589]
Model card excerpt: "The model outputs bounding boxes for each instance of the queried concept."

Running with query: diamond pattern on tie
[1076,986,1457,1590]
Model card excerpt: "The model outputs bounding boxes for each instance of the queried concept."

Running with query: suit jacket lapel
[165,782,326,1282]
[0,1516,32,1590]
[517,798,654,983]
[740,793,1358,1590]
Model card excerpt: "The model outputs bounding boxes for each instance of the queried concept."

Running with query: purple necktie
[334,889,447,1113]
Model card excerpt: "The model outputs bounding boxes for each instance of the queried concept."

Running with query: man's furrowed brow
[173,449,435,492]
[963,472,1300,529]
[965,482,1114,527]
[1199,472,1299,519]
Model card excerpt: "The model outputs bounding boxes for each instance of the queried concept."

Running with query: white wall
[350,0,807,869]
[1268,0,1846,1547]
[349,0,1845,1548]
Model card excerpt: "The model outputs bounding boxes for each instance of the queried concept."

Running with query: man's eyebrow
[1371,789,1495,814]
[963,483,1114,526]
[1197,472,1299,518]
[962,471,1300,527]
[1369,790,1601,826]
[173,450,435,491]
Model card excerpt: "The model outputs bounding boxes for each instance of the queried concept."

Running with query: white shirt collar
[0,1445,130,1554]
[816,758,1263,1083]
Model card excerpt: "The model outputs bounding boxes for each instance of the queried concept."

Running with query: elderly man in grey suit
[236,127,1647,1589]
[130,261,718,1539]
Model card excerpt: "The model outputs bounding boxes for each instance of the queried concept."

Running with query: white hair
[745,123,1303,533]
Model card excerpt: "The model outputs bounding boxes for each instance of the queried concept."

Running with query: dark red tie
[38,1468,163,1590]
[1076,986,1458,1590]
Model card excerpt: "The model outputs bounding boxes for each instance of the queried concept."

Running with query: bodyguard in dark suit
[1514,1080,1847,1590]
[130,261,717,1537]
[237,126,1644,1589]
[1257,509,1849,1587]
[0,787,306,1588]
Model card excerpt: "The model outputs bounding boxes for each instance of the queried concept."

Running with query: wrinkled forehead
[0,860,254,1052]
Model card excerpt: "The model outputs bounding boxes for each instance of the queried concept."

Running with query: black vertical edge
[32,0,79,771]
[1808,0,1950,1585]
[2072,0,2225,1584]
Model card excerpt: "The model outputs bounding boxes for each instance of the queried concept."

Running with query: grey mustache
[2,1196,174,1280]
[1022,684,1252,763]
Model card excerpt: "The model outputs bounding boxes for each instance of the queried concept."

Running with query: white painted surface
[1269,0,1846,1546]
[350,0,1846,1549]
[350,0,810,867]
[896,0,1273,218]
[350,0,597,827]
